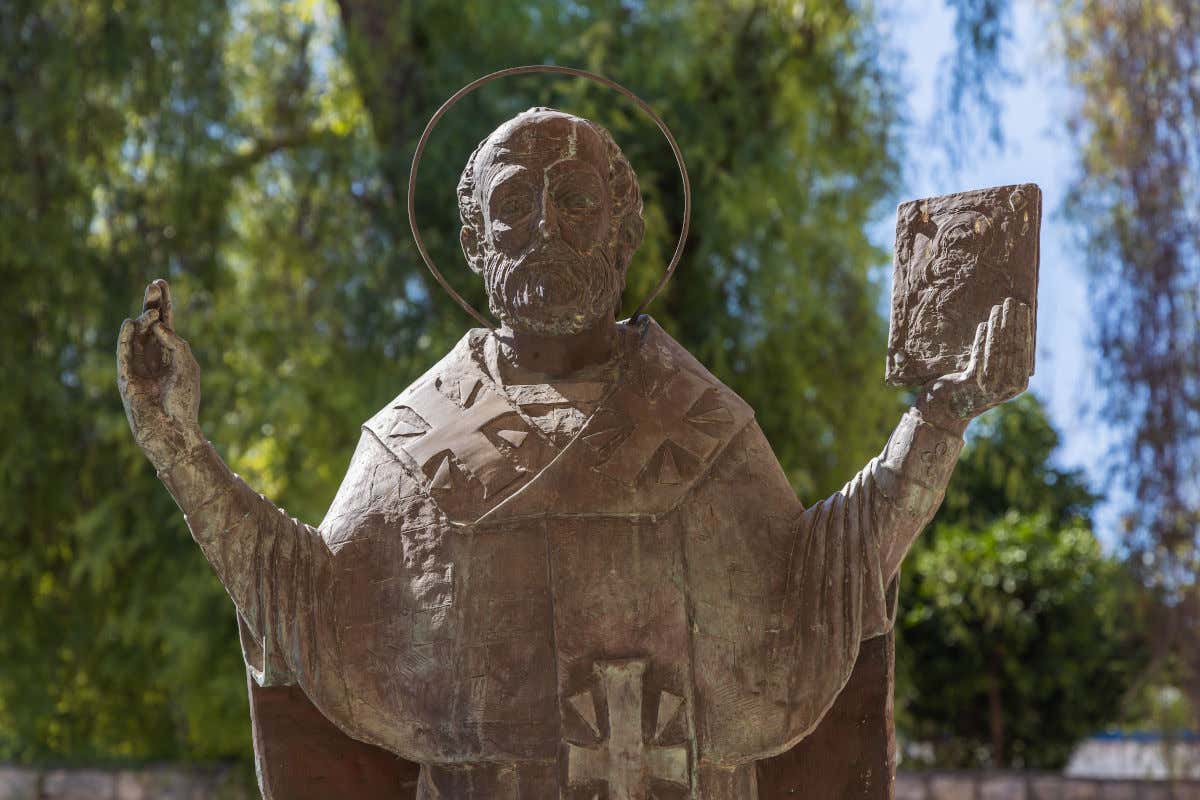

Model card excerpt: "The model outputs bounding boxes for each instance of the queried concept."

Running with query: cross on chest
[566,660,688,799]
[398,376,527,497]
[600,369,723,485]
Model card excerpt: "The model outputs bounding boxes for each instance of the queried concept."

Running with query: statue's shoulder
[627,316,751,417]
[316,348,480,550]
[363,329,481,436]
[345,320,764,525]
[316,332,480,541]
[361,320,750,446]
[358,329,547,522]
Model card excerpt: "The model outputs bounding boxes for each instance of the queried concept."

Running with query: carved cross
[566,660,688,799]
[592,370,728,486]
[392,376,527,497]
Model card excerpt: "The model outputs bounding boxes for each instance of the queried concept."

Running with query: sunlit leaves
[337,0,909,499]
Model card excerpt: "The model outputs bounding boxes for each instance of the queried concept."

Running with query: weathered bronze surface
[117,107,1037,799]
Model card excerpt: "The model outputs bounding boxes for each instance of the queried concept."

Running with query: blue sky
[879,2,1119,535]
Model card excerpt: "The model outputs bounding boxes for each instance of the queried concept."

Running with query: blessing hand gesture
[116,279,204,469]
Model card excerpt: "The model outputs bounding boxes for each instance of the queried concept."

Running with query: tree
[0,0,251,762]
[0,0,406,763]
[335,0,909,498]
[938,0,1014,162]
[1054,0,1200,724]
[898,511,1147,769]
[933,394,1097,530]
[896,397,1149,768]
[0,0,907,762]
[941,0,1200,729]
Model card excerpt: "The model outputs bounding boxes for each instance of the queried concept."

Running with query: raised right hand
[117,279,204,469]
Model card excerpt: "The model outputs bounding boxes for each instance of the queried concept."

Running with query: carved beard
[923,248,980,295]
[482,242,623,335]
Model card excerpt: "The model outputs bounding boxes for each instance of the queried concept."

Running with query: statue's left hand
[917,297,1034,433]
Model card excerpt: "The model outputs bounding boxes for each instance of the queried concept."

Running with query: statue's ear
[616,214,645,274]
[460,225,483,274]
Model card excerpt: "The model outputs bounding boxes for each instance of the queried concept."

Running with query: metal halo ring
[407,64,692,332]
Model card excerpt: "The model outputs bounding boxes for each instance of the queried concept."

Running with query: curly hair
[456,108,645,276]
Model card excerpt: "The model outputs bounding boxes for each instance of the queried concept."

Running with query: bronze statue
[118,87,1035,799]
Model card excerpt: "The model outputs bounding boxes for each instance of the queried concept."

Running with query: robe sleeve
[785,408,962,731]
[157,440,331,688]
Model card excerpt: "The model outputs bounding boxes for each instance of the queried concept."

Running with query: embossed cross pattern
[566,660,688,799]
[590,369,732,486]
[390,375,529,497]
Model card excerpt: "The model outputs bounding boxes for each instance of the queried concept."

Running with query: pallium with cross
[566,660,689,799]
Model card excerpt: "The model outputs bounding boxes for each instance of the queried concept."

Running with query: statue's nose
[537,200,558,240]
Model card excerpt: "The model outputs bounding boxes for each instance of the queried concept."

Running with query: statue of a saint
[117,107,1033,799]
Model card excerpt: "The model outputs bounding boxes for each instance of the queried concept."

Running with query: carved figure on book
[118,101,1037,799]
[887,183,1040,388]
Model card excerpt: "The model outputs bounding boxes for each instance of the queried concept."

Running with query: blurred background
[1,0,1196,794]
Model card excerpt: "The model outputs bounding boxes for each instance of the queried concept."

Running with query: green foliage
[338,0,909,499]
[940,0,1014,158]
[938,0,1200,730]
[935,394,1097,530]
[899,512,1147,768]
[1054,0,1200,724]
[0,0,252,762]
[897,398,1148,768]
[0,0,905,762]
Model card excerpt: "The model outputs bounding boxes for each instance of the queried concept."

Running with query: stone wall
[897,771,1200,800]
[1067,737,1200,781]
[0,766,252,800]
[5,766,1200,799]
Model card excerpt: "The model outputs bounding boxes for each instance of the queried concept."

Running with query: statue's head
[457,108,645,335]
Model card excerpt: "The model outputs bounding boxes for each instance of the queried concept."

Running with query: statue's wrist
[911,399,969,438]
[155,437,240,511]
[147,423,208,474]
[877,408,966,508]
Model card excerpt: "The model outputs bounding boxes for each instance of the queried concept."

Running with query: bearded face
[927,211,992,284]
[459,110,632,335]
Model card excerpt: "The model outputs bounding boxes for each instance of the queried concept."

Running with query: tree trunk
[333,0,447,306]
[988,653,1006,767]
[334,0,427,198]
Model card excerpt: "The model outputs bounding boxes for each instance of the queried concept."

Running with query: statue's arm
[155,438,328,681]
[847,407,965,581]
[784,408,963,652]
[775,410,963,732]
[778,300,1032,724]
[798,298,1034,587]
[117,280,326,685]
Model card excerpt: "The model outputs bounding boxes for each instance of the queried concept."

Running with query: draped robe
[158,317,963,799]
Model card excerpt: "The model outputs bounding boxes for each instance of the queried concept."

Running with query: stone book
[886,182,1041,387]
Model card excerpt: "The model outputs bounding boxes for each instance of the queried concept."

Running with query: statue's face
[927,211,992,281]
[462,111,625,335]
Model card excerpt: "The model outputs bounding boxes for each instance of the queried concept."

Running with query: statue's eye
[561,192,597,212]
[496,195,532,218]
